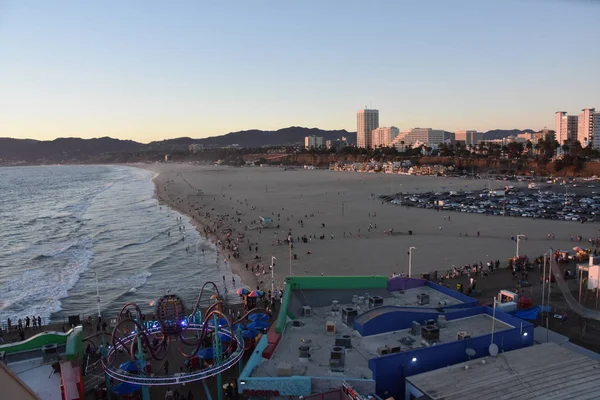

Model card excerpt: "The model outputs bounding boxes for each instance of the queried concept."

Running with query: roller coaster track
[549,257,600,321]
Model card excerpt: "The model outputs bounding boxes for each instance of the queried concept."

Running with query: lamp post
[408,247,416,278]
[516,234,527,258]
[270,256,276,297]
[289,241,292,276]
[93,269,101,318]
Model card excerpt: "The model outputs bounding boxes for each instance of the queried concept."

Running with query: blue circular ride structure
[101,281,255,400]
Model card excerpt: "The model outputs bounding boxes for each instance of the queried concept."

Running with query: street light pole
[93,268,101,318]
[289,241,292,276]
[270,256,276,296]
[409,247,416,278]
[516,234,527,258]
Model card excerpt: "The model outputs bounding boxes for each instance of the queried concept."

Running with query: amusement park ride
[94,281,264,400]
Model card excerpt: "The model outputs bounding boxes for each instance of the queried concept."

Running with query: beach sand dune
[143,164,598,291]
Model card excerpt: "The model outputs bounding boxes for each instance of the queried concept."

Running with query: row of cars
[381,187,600,221]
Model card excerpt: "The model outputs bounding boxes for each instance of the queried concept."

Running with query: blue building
[238,276,534,399]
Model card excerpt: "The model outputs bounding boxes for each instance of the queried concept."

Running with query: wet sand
[140,164,600,292]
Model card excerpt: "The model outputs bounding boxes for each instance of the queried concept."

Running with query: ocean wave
[0,247,94,323]
[116,233,161,250]
[33,237,91,259]
[97,270,152,290]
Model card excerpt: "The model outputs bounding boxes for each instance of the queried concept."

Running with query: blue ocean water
[0,165,240,325]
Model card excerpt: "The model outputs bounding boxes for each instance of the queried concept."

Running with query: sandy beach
[140,164,600,293]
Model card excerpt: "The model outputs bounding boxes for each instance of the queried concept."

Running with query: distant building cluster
[330,160,454,176]
[555,108,598,148]
[304,135,348,151]
[304,135,325,149]
[356,108,456,149]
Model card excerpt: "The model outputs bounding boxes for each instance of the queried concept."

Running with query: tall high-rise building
[371,126,399,148]
[356,109,379,148]
[592,112,600,150]
[555,111,578,144]
[578,108,596,147]
[455,130,483,146]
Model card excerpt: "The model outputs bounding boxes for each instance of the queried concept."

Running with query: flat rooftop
[406,342,600,400]
[252,301,511,380]
[9,358,62,400]
[287,286,462,317]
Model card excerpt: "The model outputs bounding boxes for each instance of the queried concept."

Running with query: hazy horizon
[0,0,598,142]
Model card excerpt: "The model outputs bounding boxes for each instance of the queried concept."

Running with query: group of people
[164,387,195,400]
[3,316,43,341]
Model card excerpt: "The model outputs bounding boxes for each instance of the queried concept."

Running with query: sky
[0,0,598,143]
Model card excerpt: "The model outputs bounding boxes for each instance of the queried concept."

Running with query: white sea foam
[0,246,94,322]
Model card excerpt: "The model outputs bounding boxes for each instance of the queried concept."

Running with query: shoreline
[142,165,262,294]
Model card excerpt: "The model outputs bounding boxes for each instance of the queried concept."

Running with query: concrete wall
[367,307,534,399]
[387,277,425,291]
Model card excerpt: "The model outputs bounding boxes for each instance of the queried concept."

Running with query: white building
[592,112,600,150]
[304,135,325,149]
[356,109,379,148]
[455,130,483,146]
[578,108,596,147]
[371,126,399,148]
[393,128,453,147]
[555,111,579,144]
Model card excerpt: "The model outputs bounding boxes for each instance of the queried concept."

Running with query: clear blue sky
[0,0,598,142]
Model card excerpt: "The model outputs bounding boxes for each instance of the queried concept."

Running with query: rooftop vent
[368,296,384,308]
[299,345,311,361]
[421,325,440,341]
[417,293,430,305]
[277,363,292,376]
[342,307,358,327]
[335,334,352,349]
[325,321,336,335]
[330,346,345,372]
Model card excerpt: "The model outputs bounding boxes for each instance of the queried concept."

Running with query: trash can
[408,230,413,235]
[42,344,59,363]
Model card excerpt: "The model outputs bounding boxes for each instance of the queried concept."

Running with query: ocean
[0,165,240,325]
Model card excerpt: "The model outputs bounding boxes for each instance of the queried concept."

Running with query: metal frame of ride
[99,281,264,396]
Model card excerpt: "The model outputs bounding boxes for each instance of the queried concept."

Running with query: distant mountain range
[0,127,536,164]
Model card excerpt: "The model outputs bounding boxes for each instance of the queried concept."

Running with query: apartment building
[555,111,579,144]
[371,126,399,148]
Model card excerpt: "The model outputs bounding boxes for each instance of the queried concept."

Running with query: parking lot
[380,180,600,222]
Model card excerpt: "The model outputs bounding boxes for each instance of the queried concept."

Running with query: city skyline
[0,0,598,142]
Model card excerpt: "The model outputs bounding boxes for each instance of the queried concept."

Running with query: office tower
[356,109,379,148]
